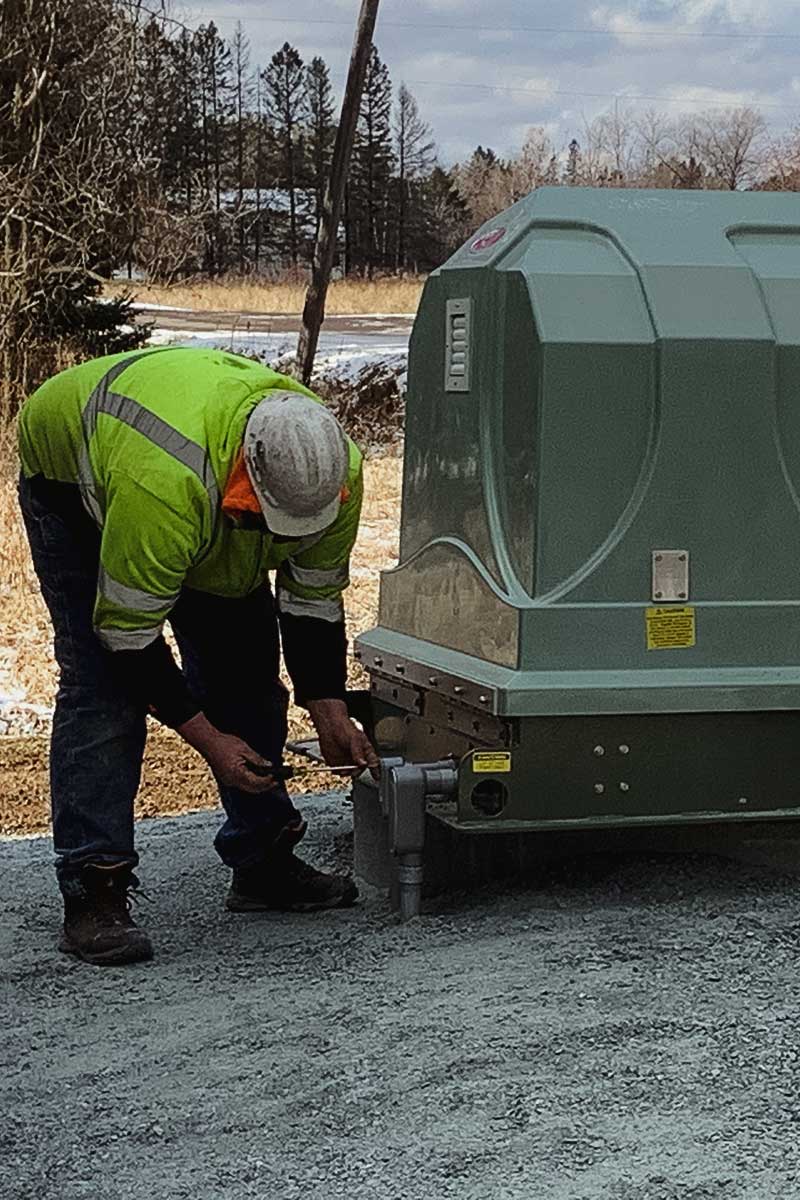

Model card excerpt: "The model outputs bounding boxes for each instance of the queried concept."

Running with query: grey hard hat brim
[256,490,341,538]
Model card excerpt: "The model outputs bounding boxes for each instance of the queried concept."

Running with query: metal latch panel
[445,298,472,392]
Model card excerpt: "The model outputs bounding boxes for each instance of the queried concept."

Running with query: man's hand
[177,713,276,794]
[307,698,380,774]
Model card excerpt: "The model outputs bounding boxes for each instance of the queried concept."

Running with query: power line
[143,5,800,120]
[188,11,800,43]
[406,78,799,114]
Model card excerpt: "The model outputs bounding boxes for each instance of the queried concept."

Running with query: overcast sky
[180,1,800,163]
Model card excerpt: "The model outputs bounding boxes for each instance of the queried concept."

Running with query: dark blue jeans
[18,474,301,892]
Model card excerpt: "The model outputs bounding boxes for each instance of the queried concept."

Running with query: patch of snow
[348,313,417,320]
[133,302,195,313]
[0,690,53,738]
[146,326,410,383]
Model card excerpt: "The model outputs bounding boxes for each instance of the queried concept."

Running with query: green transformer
[354,187,800,913]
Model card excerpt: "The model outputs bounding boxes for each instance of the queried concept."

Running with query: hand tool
[246,760,360,781]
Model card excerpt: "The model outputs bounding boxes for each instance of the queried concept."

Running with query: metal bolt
[395,664,405,674]
[453,685,464,695]
[354,648,362,660]
[679,554,687,562]
[593,745,605,757]
[678,592,687,599]
[655,591,663,599]
[429,676,439,686]
[619,782,630,793]
[374,657,383,667]
[594,783,605,795]
[655,554,663,562]
[619,744,630,755]
[479,694,489,704]
[738,796,749,806]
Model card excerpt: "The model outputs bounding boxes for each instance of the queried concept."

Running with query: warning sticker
[473,751,512,774]
[646,606,696,651]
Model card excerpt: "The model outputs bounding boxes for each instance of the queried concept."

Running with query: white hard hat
[243,390,349,537]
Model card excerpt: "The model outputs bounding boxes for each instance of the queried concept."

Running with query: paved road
[3,799,800,1199]
[136,305,413,338]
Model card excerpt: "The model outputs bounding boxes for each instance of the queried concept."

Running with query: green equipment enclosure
[356,187,800,832]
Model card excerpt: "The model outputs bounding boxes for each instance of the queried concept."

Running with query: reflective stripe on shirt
[276,589,344,623]
[283,562,349,590]
[79,351,219,525]
[98,566,179,616]
[94,623,164,651]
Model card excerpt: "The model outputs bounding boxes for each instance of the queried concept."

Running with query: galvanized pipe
[380,759,459,919]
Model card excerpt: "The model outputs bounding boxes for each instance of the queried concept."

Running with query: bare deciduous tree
[0,0,148,417]
[510,127,558,198]
[684,106,767,191]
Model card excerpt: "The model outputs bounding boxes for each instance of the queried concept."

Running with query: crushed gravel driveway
[3,796,800,1200]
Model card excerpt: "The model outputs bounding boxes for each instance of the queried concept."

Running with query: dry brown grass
[0,422,58,722]
[0,452,402,835]
[105,275,423,315]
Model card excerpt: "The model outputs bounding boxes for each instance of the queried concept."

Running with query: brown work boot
[60,866,154,966]
[226,820,358,913]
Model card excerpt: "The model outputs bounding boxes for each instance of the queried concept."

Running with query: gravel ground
[3,797,800,1199]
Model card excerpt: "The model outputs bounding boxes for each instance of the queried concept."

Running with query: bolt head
[374,657,383,667]
[594,783,605,795]
[619,744,630,755]
[619,782,630,793]
[738,796,749,806]
[593,745,605,757]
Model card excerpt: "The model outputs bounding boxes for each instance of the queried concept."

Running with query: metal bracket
[370,676,423,714]
[423,691,510,745]
[354,644,499,713]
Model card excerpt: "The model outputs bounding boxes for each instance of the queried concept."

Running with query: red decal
[470,226,506,253]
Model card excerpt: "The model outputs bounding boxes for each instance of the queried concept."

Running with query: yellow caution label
[473,751,512,774]
[646,606,696,651]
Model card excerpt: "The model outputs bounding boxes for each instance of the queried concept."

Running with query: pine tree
[196,23,234,274]
[253,71,267,271]
[171,28,203,218]
[305,56,335,240]
[566,138,581,185]
[351,46,394,276]
[263,42,306,267]
[231,23,254,271]
[393,84,435,271]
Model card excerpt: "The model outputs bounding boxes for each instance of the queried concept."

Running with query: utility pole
[297,0,380,384]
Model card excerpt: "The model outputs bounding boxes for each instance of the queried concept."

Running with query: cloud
[182,0,800,162]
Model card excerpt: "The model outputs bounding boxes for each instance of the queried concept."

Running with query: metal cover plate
[652,550,689,602]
